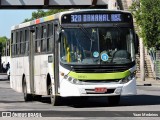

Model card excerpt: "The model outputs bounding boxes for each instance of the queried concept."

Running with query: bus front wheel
[48,85,60,106]
[23,80,33,102]
[108,95,120,106]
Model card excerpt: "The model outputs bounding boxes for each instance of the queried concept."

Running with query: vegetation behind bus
[130,0,160,48]
[0,36,8,55]
[23,9,65,22]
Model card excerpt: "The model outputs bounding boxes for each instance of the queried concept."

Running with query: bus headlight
[73,79,80,84]
[64,75,81,84]
[68,77,72,81]
[120,72,135,84]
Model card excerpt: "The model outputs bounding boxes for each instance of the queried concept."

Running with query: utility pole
[140,37,145,81]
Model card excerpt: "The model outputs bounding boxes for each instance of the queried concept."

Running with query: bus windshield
[60,27,135,65]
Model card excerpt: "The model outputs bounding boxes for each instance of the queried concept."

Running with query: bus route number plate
[95,88,107,93]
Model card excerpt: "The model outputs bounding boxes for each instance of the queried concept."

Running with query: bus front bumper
[59,77,137,97]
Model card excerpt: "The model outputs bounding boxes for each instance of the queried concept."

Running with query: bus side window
[11,31,15,57]
[24,29,29,55]
[20,30,23,55]
[11,32,13,44]
[15,31,20,56]
[35,26,38,53]
[47,23,53,52]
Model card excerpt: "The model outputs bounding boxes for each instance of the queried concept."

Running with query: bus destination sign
[62,13,128,23]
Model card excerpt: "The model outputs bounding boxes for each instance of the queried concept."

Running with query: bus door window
[61,31,69,62]
[61,29,76,63]
[11,32,16,56]
[41,25,47,52]
[16,31,20,55]
[24,29,29,55]
[35,26,41,53]
[47,23,53,52]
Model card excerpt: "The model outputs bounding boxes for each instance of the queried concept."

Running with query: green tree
[130,0,160,48]
[0,36,8,55]
[23,9,65,22]
[45,9,65,16]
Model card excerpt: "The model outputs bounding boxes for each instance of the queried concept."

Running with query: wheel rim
[49,85,55,104]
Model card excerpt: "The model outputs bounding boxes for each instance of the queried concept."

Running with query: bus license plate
[95,88,107,93]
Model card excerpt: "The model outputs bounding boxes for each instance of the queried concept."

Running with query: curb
[136,82,160,86]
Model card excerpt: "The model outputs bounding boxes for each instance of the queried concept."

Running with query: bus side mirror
[56,31,61,43]
[54,24,61,43]
[56,29,65,43]
[55,29,62,43]
[135,33,139,54]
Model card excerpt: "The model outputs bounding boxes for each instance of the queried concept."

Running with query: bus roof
[11,9,131,31]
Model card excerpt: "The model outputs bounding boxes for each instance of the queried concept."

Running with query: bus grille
[72,66,128,73]
[80,79,121,83]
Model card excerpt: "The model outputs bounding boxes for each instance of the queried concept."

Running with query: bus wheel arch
[22,74,26,93]
[46,73,61,106]
[22,74,33,102]
[47,73,52,95]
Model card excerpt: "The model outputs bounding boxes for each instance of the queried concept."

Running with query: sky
[0,10,37,38]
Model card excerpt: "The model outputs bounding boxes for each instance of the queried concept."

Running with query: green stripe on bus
[68,70,130,80]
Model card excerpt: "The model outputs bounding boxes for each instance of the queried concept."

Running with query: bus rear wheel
[108,95,120,106]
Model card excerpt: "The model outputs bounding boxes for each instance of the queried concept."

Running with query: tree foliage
[23,9,65,22]
[130,0,160,48]
[0,36,8,55]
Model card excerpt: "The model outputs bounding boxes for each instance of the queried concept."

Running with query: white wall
[108,0,118,10]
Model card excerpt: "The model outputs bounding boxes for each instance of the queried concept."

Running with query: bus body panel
[59,65,137,97]
[34,54,54,95]
[10,54,54,95]
[10,9,137,102]
[121,77,137,95]
[10,57,28,93]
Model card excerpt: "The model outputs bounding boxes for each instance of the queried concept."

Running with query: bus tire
[8,75,10,80]
[48,84,60,106]
[108,95,120,106]
[23,78,33,102]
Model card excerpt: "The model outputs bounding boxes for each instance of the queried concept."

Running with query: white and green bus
[10,9,138,106]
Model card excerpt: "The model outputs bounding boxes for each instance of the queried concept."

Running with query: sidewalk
[136,77,160,86]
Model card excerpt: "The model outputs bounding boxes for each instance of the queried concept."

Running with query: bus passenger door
[29,28,35,94]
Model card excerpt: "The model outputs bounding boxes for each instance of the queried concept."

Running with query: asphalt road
[0,79,160,120]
